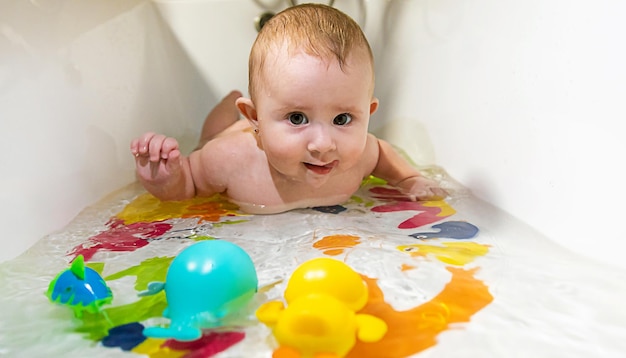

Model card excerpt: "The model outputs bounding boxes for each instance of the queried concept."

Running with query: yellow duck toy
[256,258,388,358]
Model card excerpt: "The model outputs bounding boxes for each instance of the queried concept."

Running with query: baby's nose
[307,125,336,154]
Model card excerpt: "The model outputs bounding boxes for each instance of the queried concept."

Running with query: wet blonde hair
[248,4,375,100]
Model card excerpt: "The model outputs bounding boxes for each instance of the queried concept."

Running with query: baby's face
[254,50,377,188]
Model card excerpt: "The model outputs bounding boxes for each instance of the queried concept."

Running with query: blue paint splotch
[313,205,347,214]
[409,221,479,240]
[101,322,147,351]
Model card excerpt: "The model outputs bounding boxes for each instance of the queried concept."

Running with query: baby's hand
[396,175,448,201]
[130,132,182,184]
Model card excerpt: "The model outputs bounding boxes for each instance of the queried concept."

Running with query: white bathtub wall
[371,0,626,268]
[152,0,373,98]
[2,0,625,268]
[0,0,218,262]
[0,0,400,263]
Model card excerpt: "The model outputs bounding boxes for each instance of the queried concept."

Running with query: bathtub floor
[1,168,625,357]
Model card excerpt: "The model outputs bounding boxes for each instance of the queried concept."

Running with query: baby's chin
[271,162,342,188]
[304,166,342,187]
[297,171,329,188]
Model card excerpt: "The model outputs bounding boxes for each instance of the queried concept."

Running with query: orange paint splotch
[347,268,493,358]
[313,235,361,256]
[400,263,416,271]
[181,200,241,223]
[116,193,243,225]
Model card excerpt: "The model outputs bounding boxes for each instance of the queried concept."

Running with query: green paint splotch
[75,256,174,341]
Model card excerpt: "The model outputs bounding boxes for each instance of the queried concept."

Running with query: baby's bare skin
[195,121,375,213]
[132,98,378,213]
[131,92,445,214]
[131,5,446,213]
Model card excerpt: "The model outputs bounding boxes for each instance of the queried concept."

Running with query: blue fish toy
[140,240,258,341]
[46,255,113,317]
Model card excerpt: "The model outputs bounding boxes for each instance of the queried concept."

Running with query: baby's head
[237,4,379,188]
[247,4,375,101]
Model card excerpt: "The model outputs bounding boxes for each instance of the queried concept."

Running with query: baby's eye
[333,113,352,126]
[288,112,308,125]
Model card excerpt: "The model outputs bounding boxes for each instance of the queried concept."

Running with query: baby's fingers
[147,134,169,162]
[160,137,180,159]
[131,132,157,157]
[130,135,151,157]
[164,149,182,173]
[413,186,448,201]
[426,187,448,201]
[130,138,139,156]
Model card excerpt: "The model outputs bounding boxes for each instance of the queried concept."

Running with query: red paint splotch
[370,188,451,229]
[68,218,172,261]
[162,331,245,358]
[369,187,415,202]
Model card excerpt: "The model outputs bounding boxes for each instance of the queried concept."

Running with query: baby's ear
[370,97,379,115]
[236,97,258,128]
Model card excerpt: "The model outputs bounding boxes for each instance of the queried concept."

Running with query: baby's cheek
[265,141,300,162]
[340,143,367,167]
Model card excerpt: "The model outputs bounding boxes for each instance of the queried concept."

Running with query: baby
[130,4,446,214]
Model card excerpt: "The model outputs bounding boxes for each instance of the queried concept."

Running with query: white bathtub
[1,2,626,357]
[2,0,624,267]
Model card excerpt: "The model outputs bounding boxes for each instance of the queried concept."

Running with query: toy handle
[138,281,166,297]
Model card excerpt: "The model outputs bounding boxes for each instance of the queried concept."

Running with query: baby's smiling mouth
[304,160,338,175]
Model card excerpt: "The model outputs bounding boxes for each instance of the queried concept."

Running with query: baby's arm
[371,136,447,200]
[130,132,196,201]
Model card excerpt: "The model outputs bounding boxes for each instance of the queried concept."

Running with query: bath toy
[140,240,258,341]
[256,257,387,358]
[46,255,113,317]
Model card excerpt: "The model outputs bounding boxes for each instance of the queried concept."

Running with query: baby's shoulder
[365,133,380,152]
[189,129,261,192]
[197,130,260,168]
[361,133,381,169]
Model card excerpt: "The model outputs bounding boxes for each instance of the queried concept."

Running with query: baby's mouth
[304,160,338,175]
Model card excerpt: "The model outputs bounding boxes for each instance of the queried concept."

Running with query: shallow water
[1,168,625,357]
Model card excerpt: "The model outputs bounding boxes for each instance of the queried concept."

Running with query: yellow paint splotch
[132,338,185,358]
[422,200,457,217]
[398,241,489,266]
[116,193,243,225]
